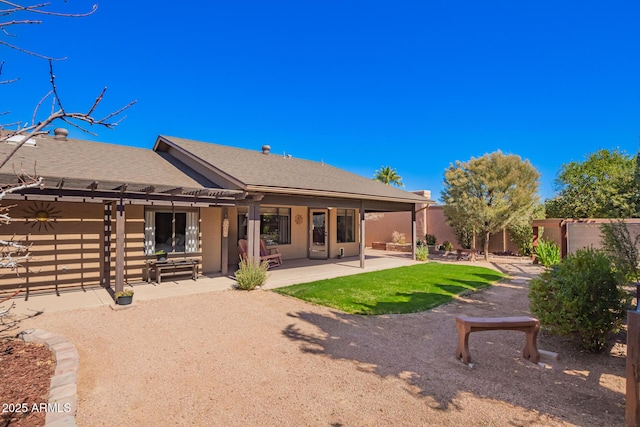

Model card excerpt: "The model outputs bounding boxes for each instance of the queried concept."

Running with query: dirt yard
[1,260,627,426]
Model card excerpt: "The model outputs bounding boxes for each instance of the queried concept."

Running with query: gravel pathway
[16,261,625,426]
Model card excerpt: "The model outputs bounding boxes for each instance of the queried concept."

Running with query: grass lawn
[273,263,505,315]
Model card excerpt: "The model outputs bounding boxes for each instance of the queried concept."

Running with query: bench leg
[455,323,472,364]
[523,327,540,363]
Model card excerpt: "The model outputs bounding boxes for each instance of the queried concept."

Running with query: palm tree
[373,166,404,187]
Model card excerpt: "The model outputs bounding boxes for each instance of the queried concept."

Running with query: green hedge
[529,248,629,352]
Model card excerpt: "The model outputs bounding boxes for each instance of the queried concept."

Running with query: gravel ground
[14,261,625,426]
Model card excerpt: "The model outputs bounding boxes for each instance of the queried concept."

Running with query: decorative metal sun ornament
[24,202,61,231]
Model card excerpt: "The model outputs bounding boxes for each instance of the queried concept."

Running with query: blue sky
[3,1,640,201]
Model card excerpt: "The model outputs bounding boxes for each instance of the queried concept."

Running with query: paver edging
[17,329,78,427]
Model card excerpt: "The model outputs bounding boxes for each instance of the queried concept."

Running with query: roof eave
[246,185,431,205]
[155,135,248,190]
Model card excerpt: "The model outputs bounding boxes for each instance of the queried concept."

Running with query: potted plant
[155,250,167,261]
[115,288,134,305]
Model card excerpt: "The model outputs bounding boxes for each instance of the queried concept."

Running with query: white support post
[360,201,366,269]
[412,208,417,260]
[221,207,229,276]
[248,201,261,262]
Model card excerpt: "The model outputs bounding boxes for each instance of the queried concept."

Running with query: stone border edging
[18,329,78,427]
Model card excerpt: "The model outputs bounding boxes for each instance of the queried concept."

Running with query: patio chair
[237,239,282,267]
[260,239,282,267]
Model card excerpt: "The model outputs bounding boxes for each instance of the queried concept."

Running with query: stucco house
[0,131,428,295]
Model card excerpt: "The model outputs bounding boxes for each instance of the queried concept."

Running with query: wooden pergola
[2,174,245,294]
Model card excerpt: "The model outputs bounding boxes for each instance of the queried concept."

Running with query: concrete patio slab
[4,250,420,317]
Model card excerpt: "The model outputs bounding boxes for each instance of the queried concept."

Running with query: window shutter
[144,210,155,255]
[185,211,199,253]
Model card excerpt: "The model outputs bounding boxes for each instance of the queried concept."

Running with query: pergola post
[114,198,125,294]
[247,200,261,262]
[532,225,539,262]
[561,222,568,258]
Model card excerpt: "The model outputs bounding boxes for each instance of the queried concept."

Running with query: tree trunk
[484,230,490,261]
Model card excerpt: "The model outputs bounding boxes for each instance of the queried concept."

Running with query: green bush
[441,241,454,252]
[534,238,561,267]
[415,246,429,261]
[235,257,269,290]
[508,223,534,256]
[529,248,629,352]
[424,234,437,246]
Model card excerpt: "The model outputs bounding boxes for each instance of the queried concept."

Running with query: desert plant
[441,241,453,252]
[534,239,561,267]
[424,234,437,246]
[235,257,269,290]
[600,219,640,285]
[415,246,429,261]
[391,231,406,244]
[529,248,629,352]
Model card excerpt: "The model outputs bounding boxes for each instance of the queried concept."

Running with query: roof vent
[53,128,69,141]
[261,144,271,155]
[5,134,36,147]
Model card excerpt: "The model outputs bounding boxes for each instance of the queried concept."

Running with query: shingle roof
[158,136,430,203]
[0,134,221,194]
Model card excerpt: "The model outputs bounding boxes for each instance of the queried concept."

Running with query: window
[238,207,291,245]
[337,209,355,243]
[144,209,199,254]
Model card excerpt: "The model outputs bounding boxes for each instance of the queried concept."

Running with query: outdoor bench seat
[455,315,540,364]
[145,259,199,284]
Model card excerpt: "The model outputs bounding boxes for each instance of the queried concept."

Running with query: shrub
[600,219,640,285]
[508,223,534,256]
[235,257,269,290]
[424,234,437,246]
[415,246,429,261]
[534,238,561,267]
[391,231,406,244]
[441,241,453,252]
[529,248,629,352]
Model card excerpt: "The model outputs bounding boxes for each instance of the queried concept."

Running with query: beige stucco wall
[365,211,412,246]
[282,206,309,259]
[200,207,222,274]
[565,221,640,255]
[365,204,519,253]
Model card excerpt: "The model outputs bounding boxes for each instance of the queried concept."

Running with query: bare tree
[0,1,135,273]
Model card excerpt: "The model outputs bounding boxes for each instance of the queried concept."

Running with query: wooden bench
[456,248,477,261]
[455,316,540,364]
[145,259,199,284]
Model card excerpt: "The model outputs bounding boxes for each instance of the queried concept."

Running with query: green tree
[441,151,540,261]
[373,166,404,187]
[545,149,639,218]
